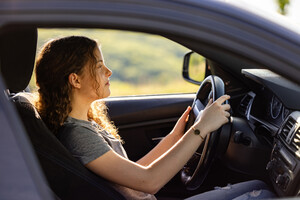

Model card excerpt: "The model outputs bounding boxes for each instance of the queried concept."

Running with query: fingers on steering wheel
[216,94,230,104]
[219,96,231,122]
[224,111,231,118]
[207,98,213,107]
[222,103,231,111]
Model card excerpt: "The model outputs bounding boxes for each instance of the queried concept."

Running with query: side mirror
[182,52,206,85]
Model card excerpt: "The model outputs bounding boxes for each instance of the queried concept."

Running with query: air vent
[238,92,255,119]
[280,117,296,140]
[291,127,300,151]
[279,112,300,155]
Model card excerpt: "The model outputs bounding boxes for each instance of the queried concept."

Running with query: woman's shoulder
[57,117,112,165]
[58,117,98,140]
[62,117,96,131]
[58,117,111,148]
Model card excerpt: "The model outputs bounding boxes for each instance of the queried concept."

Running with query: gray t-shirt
[58,117,156,200]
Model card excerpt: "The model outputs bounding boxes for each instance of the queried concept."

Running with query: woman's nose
[105,65,112,77]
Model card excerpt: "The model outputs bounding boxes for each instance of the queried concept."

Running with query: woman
[35,36,275,200]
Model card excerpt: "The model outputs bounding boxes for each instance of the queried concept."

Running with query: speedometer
[270,95,282,119]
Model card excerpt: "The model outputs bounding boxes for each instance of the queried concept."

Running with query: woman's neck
[68,109,89,121]
[69,96,92,121]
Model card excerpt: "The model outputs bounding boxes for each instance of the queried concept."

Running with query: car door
[106,94,194,161]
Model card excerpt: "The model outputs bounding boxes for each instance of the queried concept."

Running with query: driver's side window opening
[29,28,199,96]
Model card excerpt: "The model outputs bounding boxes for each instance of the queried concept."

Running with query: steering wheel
[181,75,230,191]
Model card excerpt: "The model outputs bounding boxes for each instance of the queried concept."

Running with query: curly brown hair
[35,36,119,139]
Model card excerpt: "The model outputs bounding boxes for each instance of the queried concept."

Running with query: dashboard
[239,69,300,196]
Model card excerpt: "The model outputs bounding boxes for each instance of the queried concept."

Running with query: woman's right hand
[194,95,231,136]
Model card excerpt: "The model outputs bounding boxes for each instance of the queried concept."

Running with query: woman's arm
[137,106,191,166]
[85,95,230,194]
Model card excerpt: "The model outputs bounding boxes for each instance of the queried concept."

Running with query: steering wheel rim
[181,75,229,191]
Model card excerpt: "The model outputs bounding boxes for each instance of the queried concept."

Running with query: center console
[267,111,300,196]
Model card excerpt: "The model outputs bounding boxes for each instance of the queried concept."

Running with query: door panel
[105,94,194,161]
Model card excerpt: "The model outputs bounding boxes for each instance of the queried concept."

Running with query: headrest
[0,26,37,93]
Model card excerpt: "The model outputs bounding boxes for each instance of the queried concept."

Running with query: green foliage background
[276,0,290,15]
[32,29,199,96]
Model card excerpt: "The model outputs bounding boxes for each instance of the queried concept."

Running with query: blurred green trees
[32,29,199,96]
[276,0,290,15]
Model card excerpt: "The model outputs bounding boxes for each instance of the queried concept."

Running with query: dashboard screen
[250,88,284,128]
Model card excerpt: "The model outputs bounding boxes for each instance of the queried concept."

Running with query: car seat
[0,26,125,200]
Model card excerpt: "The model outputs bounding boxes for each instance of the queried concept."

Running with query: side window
[31,29,199,96]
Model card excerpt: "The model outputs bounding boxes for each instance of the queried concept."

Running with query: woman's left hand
[171,106,191,140]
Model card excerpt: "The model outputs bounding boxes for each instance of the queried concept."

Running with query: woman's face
[80,46,112,101]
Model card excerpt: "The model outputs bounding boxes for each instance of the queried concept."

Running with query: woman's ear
[68,73,81,88]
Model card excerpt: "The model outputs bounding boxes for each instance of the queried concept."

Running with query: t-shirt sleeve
[58,125,112,165]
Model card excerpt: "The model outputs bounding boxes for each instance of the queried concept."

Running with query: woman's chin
[103,90,111,98]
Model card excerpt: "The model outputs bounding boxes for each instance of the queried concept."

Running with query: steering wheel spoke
[192,99,205,122]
